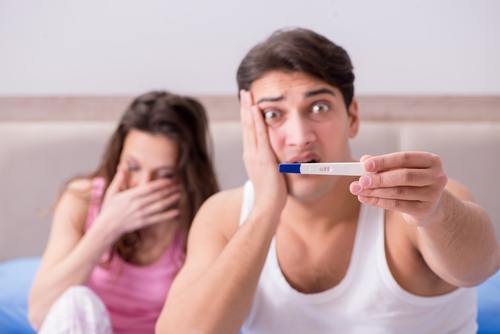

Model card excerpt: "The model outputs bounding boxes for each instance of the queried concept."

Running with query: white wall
[1,0,499,96]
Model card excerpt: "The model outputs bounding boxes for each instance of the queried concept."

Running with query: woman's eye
[155,168,175,179]
[156,172,174,180]
[311,102,330,114]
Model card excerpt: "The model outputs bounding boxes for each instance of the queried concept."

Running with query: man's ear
[347,98,359,138]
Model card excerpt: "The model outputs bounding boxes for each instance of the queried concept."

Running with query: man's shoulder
[194,186,245,239]
[203,186,244,212]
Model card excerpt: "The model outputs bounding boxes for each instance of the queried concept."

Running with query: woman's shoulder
[54,178,95,229]
[67,177,93,192]
[63,178,95,202]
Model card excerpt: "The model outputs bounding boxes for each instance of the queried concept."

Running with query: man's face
[250,70,359,201]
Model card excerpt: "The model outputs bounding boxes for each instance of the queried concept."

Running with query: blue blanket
[0,257,498,333]
[0,257,39,334]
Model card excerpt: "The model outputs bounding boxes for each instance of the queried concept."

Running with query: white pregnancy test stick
[278,162,365,176]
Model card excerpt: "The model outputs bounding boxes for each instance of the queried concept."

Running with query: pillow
[0,257,40,334]
[477,269,500,334]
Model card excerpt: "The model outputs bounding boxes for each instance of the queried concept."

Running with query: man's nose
[285,113,316,148]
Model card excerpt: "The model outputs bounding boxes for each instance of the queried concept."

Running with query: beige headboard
[0,96,499,260]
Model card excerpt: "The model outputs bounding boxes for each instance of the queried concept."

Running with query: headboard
[0,96,498,260]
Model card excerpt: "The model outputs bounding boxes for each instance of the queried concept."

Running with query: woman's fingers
[106,166,129,197]
[141,208,181,227]
[136,185,179,208]
[121,185,181,232]
[126,178,174,198]
[139,190,182,217]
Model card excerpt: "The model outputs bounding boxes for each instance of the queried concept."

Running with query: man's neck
[282,176,360,234]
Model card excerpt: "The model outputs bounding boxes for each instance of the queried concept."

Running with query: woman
[28,91,219,333]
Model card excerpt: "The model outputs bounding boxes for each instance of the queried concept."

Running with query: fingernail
[364,160,375,172]
[350,183,362,194]
[360,176,371,187]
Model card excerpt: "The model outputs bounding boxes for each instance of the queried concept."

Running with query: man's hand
[240,90,287,220]
[349,151,449,226]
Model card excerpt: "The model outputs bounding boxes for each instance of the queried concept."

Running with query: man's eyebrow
[304,88,336,98]
[256,95,284,104]
[255,88,335,104]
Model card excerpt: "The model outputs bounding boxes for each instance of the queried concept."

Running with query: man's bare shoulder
[194,186,244,241]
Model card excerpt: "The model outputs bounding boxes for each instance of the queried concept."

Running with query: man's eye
[263,110,281,120]
[311,102,330,114]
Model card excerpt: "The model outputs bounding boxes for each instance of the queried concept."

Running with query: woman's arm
[29,171,180,329]
[28,179,113,329]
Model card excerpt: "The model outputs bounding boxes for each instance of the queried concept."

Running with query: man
[156,28,498,333]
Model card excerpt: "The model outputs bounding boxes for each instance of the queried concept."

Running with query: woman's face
[119,129,179,188]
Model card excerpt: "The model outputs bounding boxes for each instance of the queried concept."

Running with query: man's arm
[415,180,498,286]
[156,90,288,333]
[155,189,279,334]
[350,152,498,287]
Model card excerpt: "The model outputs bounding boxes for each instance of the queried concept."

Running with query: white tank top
[239,181,477,334]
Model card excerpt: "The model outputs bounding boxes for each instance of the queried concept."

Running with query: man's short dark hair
[236,28,355,108]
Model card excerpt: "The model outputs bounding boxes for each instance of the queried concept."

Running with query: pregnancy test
[278,162,365,176]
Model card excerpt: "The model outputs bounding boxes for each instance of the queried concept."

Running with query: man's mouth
[286,153,321,164]
[291,159,319,163]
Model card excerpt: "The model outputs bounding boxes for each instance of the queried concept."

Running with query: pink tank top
[84,177,185,334]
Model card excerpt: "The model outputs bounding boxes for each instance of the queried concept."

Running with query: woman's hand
[240,90,287,221]
[95,166,181,242]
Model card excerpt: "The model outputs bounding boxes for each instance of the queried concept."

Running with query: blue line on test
[278,163,301,174]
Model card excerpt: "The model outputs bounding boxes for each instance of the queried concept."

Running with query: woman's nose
[131,172,153,187]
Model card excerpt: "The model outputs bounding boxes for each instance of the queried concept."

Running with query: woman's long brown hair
[88,91,219,262]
